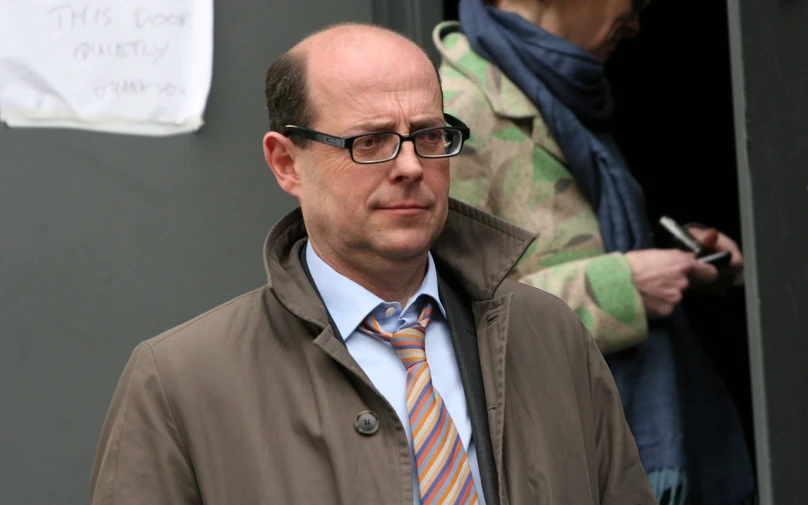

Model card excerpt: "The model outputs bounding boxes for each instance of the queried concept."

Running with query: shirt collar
[305,241,447,341]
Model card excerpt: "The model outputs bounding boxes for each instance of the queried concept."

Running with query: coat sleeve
[516,254,647,354]
[583,322,658,505]
[90,343,201,505]
[444,74,647,355]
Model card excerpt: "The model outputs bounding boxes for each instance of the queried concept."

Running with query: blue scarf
[459,2,755,504]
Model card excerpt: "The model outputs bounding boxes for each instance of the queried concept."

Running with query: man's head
[263,24,453,280]
[492,0,645,62]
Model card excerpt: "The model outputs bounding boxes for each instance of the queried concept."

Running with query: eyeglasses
[283,113,471,164]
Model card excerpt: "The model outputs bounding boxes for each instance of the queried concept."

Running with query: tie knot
[360,301,434,369]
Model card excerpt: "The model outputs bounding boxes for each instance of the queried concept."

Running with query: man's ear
[263,132,302,197]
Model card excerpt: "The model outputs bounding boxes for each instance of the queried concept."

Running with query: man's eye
[356,135,382,149]
[418,130,446,144]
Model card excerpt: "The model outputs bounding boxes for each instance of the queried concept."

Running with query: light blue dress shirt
[305,242,487,505]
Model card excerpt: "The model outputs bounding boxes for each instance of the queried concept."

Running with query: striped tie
[360,301,479,505]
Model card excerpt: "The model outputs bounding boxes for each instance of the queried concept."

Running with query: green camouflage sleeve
[517,254,647,354]
[443,63,648,354]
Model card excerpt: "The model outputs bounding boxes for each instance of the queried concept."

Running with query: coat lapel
[438,273,501,505]
[471,294,512,505]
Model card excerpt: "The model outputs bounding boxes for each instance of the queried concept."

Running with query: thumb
[694,227,719,250]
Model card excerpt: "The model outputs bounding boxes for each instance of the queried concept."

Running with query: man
[91,23,657,505]
[434,1,756,504]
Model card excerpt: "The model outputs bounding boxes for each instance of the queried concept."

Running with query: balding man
[90,24,657,505]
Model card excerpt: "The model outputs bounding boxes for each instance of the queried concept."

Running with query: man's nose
[390,141,425,181]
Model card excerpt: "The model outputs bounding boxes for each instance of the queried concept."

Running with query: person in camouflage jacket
[434,21,647,355]
[433,3,756,505]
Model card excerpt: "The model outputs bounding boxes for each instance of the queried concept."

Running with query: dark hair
[264,50,313,147]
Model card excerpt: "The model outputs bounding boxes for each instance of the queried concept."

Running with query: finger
[671,250,698,271]
[690,227,719,250]
[666,290,683,306]
[729,250,744,270]
[709,234,744,271]
[689,261,719,283]
[718,235,744,269]
[651,303,674,319]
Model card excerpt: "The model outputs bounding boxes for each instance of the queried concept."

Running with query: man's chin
[374,230,438,260]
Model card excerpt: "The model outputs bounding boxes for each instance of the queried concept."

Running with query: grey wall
[373,0,444,62]
[727,0,808,504]
[0,2,423,504]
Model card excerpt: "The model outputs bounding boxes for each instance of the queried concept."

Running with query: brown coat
[90,199,656,505]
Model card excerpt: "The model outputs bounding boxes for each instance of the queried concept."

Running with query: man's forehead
[310,53,434,92]
[305,28,428,74]
[303,30,440,109]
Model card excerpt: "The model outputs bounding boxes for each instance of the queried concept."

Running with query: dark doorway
[444,0,459,20]
[606,1,755,458]
[440,0,755,459]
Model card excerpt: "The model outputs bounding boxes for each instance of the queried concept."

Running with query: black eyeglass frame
[283,113,471,165]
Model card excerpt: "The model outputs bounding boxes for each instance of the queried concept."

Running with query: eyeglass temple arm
[285,126,347,148]
[443,113,471,140]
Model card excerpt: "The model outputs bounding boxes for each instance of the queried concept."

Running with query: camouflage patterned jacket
[434,21,648,354]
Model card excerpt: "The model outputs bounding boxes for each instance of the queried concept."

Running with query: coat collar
[433,21,538,120]
[263,198,536,328]
[434,21,566,162]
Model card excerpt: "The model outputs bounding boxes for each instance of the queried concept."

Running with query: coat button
[355,410,380,436]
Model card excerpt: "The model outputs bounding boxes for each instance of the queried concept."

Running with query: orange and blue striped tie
[360,301,479,505]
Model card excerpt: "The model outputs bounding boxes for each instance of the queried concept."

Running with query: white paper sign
[0,0,213,135]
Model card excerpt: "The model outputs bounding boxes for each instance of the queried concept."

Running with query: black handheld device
[658,216,731,268]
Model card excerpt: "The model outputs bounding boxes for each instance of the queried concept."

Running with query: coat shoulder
[144,286,270,356]
[498,278,592,349]
[500,278,578,318]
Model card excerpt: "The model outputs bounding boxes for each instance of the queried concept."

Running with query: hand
[687,226,744,293]
[625,249,718,319]
[687,226,744,273]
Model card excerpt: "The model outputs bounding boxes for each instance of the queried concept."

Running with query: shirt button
[355,410,380,436]
[384,307,396,318]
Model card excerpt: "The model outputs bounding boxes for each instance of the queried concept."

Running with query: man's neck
[309,240,429,307]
